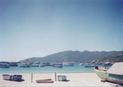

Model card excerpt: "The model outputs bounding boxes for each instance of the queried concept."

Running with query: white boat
[95,62,123,85]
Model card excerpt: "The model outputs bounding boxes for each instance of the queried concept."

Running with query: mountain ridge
[19,50,123,64]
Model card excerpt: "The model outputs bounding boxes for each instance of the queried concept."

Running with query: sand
[0,73,121,87]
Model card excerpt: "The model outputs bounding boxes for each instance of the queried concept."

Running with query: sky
[0,0,123,61]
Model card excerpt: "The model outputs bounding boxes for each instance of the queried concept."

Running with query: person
[95,66,99,70]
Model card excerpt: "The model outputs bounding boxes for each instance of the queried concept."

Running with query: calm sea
[0,64,94,73]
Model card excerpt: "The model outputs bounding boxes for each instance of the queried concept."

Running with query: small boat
[0,62,10,68]
[8,62,18,67]
[36,79,54,83]
[79,63,84,66]
[84,64,96,68]
[40,62,51,67]
[104,62,113,66]
[31,63,39,67]
[18,63,30,68]
[3,74,24,81]
[63,62,74,67]
[52,64,63,68]
[95,62,123,85]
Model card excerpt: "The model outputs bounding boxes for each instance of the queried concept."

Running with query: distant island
[0,50,123,68]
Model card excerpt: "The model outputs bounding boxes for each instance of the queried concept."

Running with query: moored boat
[40,62,51,67]
[31,63,39,67]
[84,63,96,68]
[0,62,10,68]
[52,63,63,68]
[79,63,84,66]
[63,62,74,66]
[18,63,30,68]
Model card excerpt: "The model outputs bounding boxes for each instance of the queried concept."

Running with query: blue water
[0,64,94,73]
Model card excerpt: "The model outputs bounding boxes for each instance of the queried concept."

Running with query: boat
[31,62,40,67]
[36,79,54,83]
[3,74,24,81]
[63,62,74,66]
[79,63,84,66]
[84,63,96,68]
[95,66,108,81]
[0,62,10,68]
[95,62,123,85]
[9,62,18,67]
[40,62,51,67]
[103,62,113,67]
[52,64,63,68]
[31,63,39,67]
[18,63,30,68]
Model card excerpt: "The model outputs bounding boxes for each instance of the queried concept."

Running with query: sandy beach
[0,73,121,87]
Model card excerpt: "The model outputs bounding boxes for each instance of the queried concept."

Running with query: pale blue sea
[0,64,94,73]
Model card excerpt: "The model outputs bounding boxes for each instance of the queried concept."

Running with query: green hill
[19,50,123,64]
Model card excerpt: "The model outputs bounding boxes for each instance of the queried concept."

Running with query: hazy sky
[0,0,123,61]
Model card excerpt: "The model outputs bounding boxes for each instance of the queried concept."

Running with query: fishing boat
[95,62,123,85]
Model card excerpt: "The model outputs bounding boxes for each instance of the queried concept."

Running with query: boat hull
[107,74,123,85]
[95,69,108,80]
[95,69,123,85]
